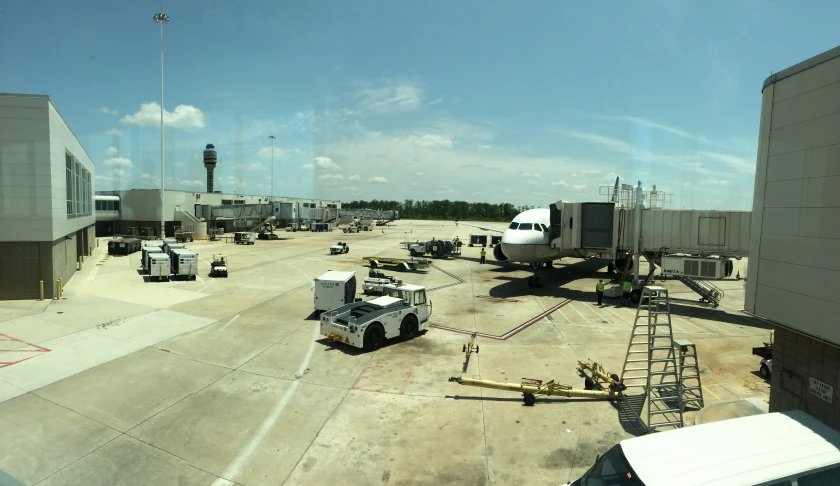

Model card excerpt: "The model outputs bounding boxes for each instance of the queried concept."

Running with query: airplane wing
[453,221,506,233]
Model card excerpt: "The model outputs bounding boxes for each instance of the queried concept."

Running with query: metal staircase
[664,339,704,411]
[675,274,724,307]
[620,286,684,433]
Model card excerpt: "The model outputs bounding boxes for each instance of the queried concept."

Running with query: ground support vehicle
[752,330,774,378]
[363,256,431,272]
[210,254,228,277]
[314,271,357,312]
[330,242,349,255]
[363,275,398,294]
[405,238,462,258]
[321,283,431,350]
[234,232,255,245]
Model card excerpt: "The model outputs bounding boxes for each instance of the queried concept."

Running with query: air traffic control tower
[203,143,218,193]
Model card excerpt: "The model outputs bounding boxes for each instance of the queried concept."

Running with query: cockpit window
[540,224,548,232]
[508,222,519,230]
[518,223,533,230]
[533,225,541,232]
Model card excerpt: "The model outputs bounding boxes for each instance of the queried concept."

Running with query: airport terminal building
[746,45,840,428]
[0,93,95,300]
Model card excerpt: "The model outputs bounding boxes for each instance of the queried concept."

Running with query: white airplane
[455,178,621,287]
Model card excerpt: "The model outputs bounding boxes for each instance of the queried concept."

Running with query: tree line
[341,199,535,221]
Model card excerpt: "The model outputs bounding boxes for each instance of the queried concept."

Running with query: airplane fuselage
[498,208,572,264]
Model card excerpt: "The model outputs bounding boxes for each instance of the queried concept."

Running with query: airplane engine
[494,244,508,261]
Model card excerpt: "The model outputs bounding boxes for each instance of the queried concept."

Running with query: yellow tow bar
[449,359,626,406]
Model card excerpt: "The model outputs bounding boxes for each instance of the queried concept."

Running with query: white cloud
[415,172,423,176]
[412,134,453,148]
[104,157,133,168]
[120,102,206,130]
[522,172,542,178]
[683,182,692,186]
[526,180,538,186]
[347,174,360,180]
[256,146,286,159]
[571,173,578,177]
[98,106,118,116]
[368,176,388,183]
[341,186,361,192]
[140,173,153,181]
[106,128,121,136]
[504,189,512,193]
[551,180,569,187]
[105,146,119,156]
[248,162,267,170]
[698,151,754,174]
[180,179,204,188]
[700,177,730,185]
[428,98,443,105]
[571,184,587,192]
[95,169,129,182]
[318,173,345,180]
[553,129,635,155]
[357,79,422,113]
[301,156,340,171]
[581,169,601,174]
[479,144,492,149]
[535,192,551,197]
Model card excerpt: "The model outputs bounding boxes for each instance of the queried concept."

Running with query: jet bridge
[549,191,751,304]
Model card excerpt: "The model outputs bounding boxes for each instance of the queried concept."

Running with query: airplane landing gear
[528,263,543,288]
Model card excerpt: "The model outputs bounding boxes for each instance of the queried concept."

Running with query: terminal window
[65,152,91,218]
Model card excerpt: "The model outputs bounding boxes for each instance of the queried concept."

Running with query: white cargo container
[164,242,185,256]
[171,249,198,280]
[142,246,164,272]
[147,253,171,282]
[314,270,357,312]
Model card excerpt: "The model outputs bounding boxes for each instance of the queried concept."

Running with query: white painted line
[212,333,317,485]
[568,302,596,327]
[86,263,103,281]
[196,277,206,284]
[219,315,240,332]
[198,279,214,294]
[556,308,574,325]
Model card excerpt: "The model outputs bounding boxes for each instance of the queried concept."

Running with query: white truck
[342,225,360,234]
[321,282,431,350]
[314,270,358,312]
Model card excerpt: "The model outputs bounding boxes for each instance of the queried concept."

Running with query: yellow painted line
[702,385,721,400]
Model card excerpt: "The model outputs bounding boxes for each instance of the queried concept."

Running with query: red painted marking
[430,299,572,341]
[351,364,374,391]
[0,333,51,368]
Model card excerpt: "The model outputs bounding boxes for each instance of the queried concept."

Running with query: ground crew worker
[622,279,632,306]
[480,247,486,264]
[596,279,605,306]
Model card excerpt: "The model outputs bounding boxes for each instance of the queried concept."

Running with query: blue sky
[2,0,839,209]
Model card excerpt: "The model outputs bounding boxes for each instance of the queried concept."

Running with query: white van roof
[623,411,840,485]
[316,271,355,283]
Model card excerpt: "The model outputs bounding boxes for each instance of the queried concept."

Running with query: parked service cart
[234,232,255,245]
[147,253,171,282]
[163,242,185,256]
[363,256,431,272]
[321,282,431,351]
[468,234,487,247]
[314,271,358,313]
[171,249,198,280]
[363,275,398,295]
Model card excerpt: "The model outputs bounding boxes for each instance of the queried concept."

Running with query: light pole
[154,12,169,239]
[268,135,276,201]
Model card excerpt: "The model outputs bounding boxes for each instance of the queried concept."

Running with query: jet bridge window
[519,223,533,230]
[508,222,519,229]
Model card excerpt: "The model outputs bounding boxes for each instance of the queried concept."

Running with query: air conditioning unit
[661,256,733,279]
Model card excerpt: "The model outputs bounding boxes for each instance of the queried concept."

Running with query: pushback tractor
[320,282,431,351]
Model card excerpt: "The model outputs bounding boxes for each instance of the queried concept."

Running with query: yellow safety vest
[596,282,605,292]
[481,249,486,256]
[623,281,632,292]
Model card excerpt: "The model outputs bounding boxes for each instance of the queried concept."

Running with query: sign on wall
[809,377,834,404]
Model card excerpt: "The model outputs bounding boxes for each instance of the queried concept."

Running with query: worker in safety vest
[480,248,486,264]
[622,279,632,306]
[596,279,605,306]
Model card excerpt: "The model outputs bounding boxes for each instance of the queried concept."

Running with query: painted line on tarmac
[212,332,317,486]
[219,315,240,332]
[429,299,571,340]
